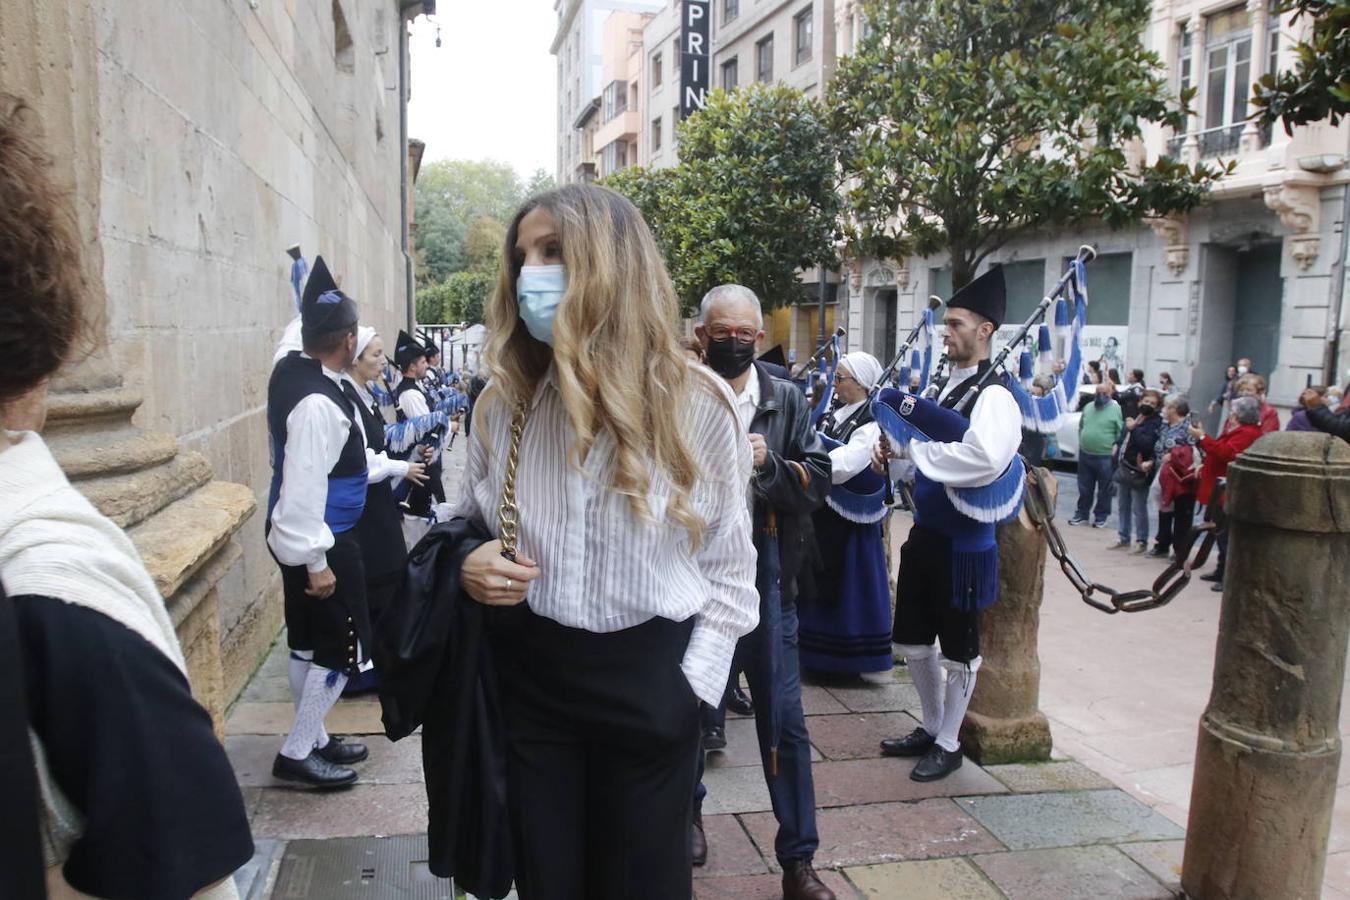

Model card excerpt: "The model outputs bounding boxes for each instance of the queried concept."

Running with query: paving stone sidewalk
[224,445,1343,898]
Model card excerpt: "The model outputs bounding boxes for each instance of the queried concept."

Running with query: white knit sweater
[0,430,184,672]
[0,432,240,899]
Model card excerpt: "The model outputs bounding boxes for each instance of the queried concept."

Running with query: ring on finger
[505,577,513,591]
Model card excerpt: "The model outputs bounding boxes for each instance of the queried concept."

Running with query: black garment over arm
[16,594,254,900]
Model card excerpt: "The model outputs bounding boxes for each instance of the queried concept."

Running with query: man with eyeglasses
[690,285,836,900]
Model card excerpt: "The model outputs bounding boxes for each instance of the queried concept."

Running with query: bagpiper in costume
[872,267,1025,782]
[266,255,374,788]
[392,330,445,516]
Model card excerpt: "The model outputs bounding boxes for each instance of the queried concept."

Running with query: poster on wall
[992,324,1128,380]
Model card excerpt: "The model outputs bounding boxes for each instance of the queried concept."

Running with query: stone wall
[92,0,417,700]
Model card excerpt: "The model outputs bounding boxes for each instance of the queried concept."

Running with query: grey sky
[408,3,559,179]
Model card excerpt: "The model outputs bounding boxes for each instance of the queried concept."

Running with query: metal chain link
[496,401,527,562]
[1023,466,1224,614]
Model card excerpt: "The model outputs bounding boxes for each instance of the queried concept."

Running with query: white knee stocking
[936,655,982,753]
[281,665,348,760]
[898,643,944,736]
[288,652,329,750]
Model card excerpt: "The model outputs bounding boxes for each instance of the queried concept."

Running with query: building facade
[1,0,430,724]
[835,0,1350,422]
[594,11,652,180]
[553,0,666,183]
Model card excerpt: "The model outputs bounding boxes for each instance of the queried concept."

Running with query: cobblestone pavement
[227,444,1350,898]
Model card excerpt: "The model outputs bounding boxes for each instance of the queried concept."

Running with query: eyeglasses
[706,326,759,344]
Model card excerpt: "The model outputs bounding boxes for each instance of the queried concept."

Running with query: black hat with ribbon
[394,330,427,369]
[946,265,1007,328]
[300,256,359,338]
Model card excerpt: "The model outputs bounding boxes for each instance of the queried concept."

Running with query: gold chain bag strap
[496,401,527,562]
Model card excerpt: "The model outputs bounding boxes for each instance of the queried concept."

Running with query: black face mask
[705,337,757,379]
[1139,405,1157,416]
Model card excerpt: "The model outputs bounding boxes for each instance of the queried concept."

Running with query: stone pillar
[0,0,256,734]
[1240,0,1269,153]
[961,471,1056,764]
[1182,432,1350,899]
[1182,15,1205,166]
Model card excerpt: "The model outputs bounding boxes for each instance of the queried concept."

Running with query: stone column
[1182,432,1350,900]
[0,0,256,734]
[1240,0,1269,153]
[961,471,1056,764]
[1182,15,1205,166]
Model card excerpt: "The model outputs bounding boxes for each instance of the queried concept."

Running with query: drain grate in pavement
[272,835,457,899]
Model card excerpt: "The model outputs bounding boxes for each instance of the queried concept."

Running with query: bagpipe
[870,246,1098,528]
[788,327,846,412]
[812,297,944,522]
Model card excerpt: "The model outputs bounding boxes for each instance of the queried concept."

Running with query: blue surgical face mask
[517,264,567,346]
[1094,394,1110,408]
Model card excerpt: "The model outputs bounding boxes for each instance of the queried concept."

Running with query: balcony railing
[1164,121,1273,160]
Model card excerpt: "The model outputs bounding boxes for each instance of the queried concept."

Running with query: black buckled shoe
[702,725,727,751]
[910,744,964,782]
[691,811,708,867]
[316,735,368,765]
[726,685,755,717]
[273,751,358,789]
[880,727,935,758]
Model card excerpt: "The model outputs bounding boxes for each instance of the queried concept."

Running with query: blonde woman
[451,184,759,897]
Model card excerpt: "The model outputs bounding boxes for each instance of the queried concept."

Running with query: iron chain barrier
[1022,467,1224,614]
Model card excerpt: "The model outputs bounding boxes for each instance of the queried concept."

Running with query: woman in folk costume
[340,328,428,695]
[0,93,252,898]
[447,184,759,898]
[798,351,894,676]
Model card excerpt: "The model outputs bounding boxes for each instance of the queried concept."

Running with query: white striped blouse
[451,365,761,707]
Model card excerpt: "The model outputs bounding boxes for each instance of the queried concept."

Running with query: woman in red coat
[1188,395,1264,590]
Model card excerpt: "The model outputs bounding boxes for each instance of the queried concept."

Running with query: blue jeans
[1116,482,1150,544]
[1075,452,1115,523]
[694,599,818,863]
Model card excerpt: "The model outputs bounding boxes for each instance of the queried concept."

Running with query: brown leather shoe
[691,811,707,867]
[781,858,835,900]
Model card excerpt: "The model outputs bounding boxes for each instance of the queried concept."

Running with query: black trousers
[273,529,371,674]
[487,606,700,900]
[1155,494,1196,555]
[892,526,980,663]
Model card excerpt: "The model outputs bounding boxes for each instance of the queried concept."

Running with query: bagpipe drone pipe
[869,246,1099,529]
[811,297,946,519]
[954,245,1097,433]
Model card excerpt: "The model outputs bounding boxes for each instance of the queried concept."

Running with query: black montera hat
[947,265,1006,328]
[395,330,427,369]
[300,256,359,337]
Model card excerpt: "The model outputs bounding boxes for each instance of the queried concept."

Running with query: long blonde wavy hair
[484,184,716,548]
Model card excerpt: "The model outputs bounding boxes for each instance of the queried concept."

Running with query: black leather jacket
[745,362,832,603]
[1307,402,1350,442]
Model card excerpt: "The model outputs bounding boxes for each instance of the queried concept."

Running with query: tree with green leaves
[829,0,1226,289]
[604,83,842,313]
[413,159,523,285]
[443,271,495,326]
[1255,0,1350,132]
[464,215,507,276]
[415,279,454,324]
[524,168,557,199]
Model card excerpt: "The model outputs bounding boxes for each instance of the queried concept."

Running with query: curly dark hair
[0,94,86,404]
